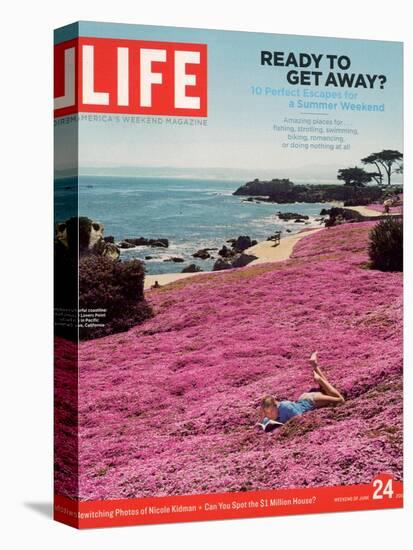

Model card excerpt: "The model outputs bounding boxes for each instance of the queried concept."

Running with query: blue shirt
[277,399,314,423]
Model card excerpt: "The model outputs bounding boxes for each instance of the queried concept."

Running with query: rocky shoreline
[108,212,327,276]
[115,237,169,249]
[234,178,382,204]
[105,199,397,278]
[144,228,325,290]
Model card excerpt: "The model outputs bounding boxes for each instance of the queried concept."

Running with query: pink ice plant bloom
[54,221,402,500]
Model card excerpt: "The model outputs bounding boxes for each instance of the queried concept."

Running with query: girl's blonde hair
[261,394,277,408]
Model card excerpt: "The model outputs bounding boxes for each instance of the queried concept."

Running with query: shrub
[79,256,152,339]
[368,218,403,272]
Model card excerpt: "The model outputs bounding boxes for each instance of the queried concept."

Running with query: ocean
[54,176,330,275]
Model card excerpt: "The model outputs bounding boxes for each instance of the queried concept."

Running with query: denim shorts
[295,398,315,414]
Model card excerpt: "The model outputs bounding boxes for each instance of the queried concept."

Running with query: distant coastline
[233,178,384,204]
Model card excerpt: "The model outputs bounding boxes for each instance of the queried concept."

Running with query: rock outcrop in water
[277,212,309,221]
[321,207,364,227]
[231,253,258,268]
[193,248,217,260]
[123,237,169,248]
[213,258,232,271]
[181,264,202,273]
[212,235,259,270]
[232,235,257,252]
[118,241,135,249]
[233,178,382,204]
[164,257,185,263]
[218,245,233,258]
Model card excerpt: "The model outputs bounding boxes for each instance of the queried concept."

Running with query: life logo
[54,37,208,117]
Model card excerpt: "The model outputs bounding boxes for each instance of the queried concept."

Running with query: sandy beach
[244,228,324,265]
[144,228,323,289]
[144,270,205,289]
[345,205,389,217]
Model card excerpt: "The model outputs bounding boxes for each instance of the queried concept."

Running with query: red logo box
[54,37,207,118]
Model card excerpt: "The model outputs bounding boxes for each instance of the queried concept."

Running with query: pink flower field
[55,222,403,500]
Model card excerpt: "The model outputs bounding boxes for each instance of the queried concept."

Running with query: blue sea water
[54,176,329,275]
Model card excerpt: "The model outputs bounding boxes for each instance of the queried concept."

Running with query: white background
[1,0,411,547]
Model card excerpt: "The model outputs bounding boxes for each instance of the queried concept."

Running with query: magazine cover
[53,21,403,528]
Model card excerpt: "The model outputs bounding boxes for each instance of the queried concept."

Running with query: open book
[256,419,284,432]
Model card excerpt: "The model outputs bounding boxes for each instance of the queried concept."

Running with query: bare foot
[310,351,318,369]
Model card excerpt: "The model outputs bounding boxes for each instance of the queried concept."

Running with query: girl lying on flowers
[260,352,345,426]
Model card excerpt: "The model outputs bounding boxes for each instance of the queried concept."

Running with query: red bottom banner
[54,473,402,529]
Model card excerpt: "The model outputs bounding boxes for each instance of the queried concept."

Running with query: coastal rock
[55,216,121,265]
[104,235,115,243]
[323,207,364,227]
[164,257,185,263]
[124,237,148,246]
[277,212,309,221]
[234,178,294,197]
[145,256,153,260]
[231,253,258,268]
[233,179,382,204]
[213,252,258,270]
[219,237,258,258]
[232,236,253,252]
[193,248,211,260]
[150,240,169,248]
[101,243,120,261]
[117,240,136,249]
[213,258,232,271]
[86,237,121,261]
[218,245,235,258]
[124,237,169,248]
[181,264,202,273]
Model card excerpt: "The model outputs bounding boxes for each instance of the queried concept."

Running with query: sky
[55,21,403,183]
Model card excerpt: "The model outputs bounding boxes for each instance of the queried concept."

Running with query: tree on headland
[337,166,377,187]
[361,150,403,187]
